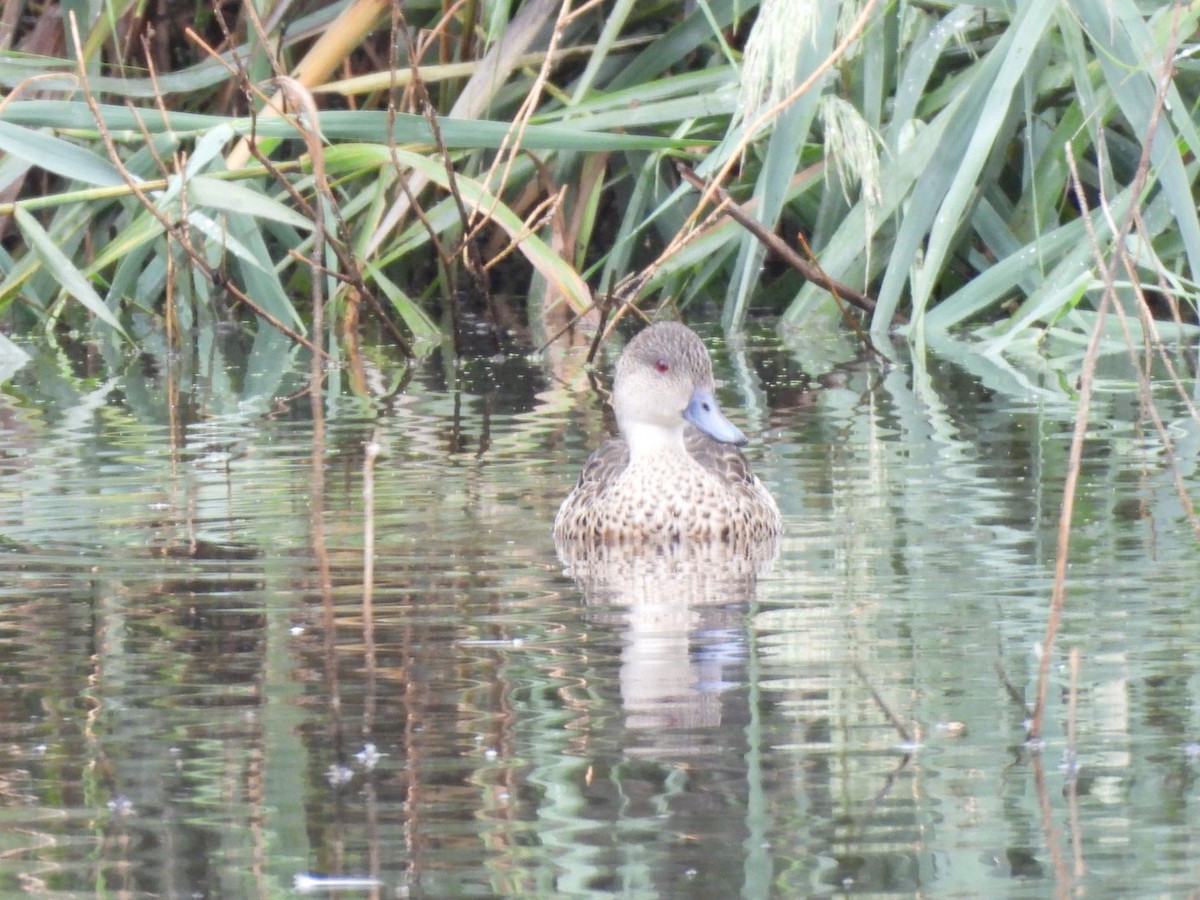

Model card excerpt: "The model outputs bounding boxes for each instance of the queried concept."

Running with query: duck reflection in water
[555,321,782,750]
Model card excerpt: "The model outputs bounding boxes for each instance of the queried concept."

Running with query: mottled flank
[555,322,782,550]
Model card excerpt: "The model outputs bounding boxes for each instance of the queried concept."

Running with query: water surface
[1,325,1198,897]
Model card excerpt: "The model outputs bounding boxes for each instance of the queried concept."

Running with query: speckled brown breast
[554,427,782,547]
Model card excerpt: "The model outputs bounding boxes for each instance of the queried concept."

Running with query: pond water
[0,322,1198,898]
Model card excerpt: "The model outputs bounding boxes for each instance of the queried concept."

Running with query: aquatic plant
[0,0,1194,372]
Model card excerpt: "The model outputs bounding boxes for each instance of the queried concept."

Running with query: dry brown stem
[66,13,325,356]
[1028,25,1178,739]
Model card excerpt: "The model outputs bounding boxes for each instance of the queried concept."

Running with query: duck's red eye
[654,359,669,373]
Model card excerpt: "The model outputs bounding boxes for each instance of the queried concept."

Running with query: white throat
[621,419,687,458]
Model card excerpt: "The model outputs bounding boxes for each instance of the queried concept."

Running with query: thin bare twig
[852,660,914,745]
[676,163,878,314]
[1027,148,1111,744]
[1032,751,1071,892]
[557,184,741,349]
[396,7,489,297]
[361,431,380,733]
[551,5,882,353]
[993,658,1028,711]
[676,162,889,358]
[1029,27,1181,739]
[66,13,325,357]
[485,186,567,271]
[270,75,329,365]
[1066,646,1085,881]
[1084,19,1200,539]
[385,8,464,353]
[198,15,415,358]
[690,0,878,224]
[469,0,572,238]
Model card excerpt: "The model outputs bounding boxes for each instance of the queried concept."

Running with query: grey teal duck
[554,321,782,548]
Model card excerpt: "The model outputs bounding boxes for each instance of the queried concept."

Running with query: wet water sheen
[1,326,1198,898]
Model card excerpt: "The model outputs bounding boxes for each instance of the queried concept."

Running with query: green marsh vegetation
[0,0,1195,366]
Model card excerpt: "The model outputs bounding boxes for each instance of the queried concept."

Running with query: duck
[554,321,782,548]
